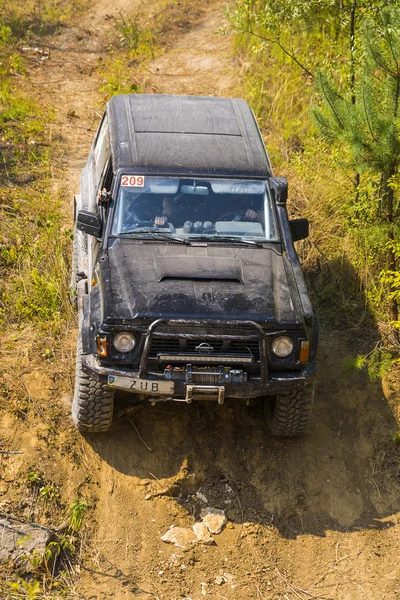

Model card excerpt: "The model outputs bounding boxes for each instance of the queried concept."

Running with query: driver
[154,197,190,228]
[154,197,176,227]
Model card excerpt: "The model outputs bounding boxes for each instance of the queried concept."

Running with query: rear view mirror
[290,218,309,242]
[77,210,102,237]
[180,185,209,195]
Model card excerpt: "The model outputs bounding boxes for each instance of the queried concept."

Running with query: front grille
[229,340,260,360]
[149,338,180,356]
[149,337,260,361]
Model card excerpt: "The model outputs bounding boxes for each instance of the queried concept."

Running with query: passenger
[244,208,260,221]
[237,195,264,222]
[214,196,264,223]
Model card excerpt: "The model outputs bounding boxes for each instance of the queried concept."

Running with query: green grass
[0,7,73,329]
[98,9,160,100]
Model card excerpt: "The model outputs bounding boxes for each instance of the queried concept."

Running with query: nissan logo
[195,342,214,353]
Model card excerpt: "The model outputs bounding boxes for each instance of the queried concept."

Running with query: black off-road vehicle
[71,94,317,436]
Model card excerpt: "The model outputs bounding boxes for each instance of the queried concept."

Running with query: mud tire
[264,380,314,437]
[72,332,114,433]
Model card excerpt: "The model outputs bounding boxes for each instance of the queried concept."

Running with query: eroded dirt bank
[1,0,400,598]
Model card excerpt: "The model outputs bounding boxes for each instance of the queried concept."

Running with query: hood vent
[155,256,244,284]
[159,275,242,283]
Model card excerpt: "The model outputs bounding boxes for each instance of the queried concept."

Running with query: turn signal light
[97,336,108,357]
[299,340,309,363]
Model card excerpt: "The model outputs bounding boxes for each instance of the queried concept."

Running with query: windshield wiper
[189,235,264,247]
[119,230,190,245]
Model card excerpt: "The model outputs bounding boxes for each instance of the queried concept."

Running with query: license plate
[107,375,174,395]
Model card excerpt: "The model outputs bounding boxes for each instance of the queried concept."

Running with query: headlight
[113,332,136,353]
[271,336,294,358]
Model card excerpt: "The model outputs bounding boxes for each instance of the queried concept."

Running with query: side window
[99,159,113,198]
[94,113,110,189]
[97,159,113,225]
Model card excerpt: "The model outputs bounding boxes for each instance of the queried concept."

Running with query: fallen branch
[128,417,153,452]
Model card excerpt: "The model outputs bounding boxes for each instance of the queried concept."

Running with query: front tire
[264,380,314,437]
[72,332,115,433]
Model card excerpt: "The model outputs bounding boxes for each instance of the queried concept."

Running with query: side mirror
[77,210,102,237]
[269,177,288,204]
[290,218,309,242]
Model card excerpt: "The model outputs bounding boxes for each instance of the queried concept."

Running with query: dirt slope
[1,1,400,599]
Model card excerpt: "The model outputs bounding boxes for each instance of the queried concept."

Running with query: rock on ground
[192,521,214,545]
[161,526,198,550]
[200,508,227,534]
[0,517,58,571]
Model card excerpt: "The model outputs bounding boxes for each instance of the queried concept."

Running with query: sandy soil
[1,0,400,599]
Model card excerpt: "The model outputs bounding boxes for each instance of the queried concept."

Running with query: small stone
[215,575,225,586]
[169,552,181,567]
[200,508,227,535]
[145,494,152,500]
[223,572,235,587]
[201,582,208,596]
[161,526,197,550]
[193,522,214,545]
[196,491,208,504]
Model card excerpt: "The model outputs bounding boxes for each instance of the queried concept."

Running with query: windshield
[111,176,279,242]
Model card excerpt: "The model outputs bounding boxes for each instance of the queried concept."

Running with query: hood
[99,239,304,325]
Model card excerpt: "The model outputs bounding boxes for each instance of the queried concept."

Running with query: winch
[163,364,247,384]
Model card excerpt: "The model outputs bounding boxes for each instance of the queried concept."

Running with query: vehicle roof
[106,94,272,178]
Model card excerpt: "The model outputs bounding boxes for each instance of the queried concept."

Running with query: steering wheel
[216,211,245,222]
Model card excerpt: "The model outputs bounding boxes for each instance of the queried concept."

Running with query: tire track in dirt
[12,1,400,598]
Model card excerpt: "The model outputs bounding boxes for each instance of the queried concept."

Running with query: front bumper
[83,318,317,402]
[82,353,317,399]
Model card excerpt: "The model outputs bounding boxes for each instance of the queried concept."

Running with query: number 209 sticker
[121,175,145,187]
